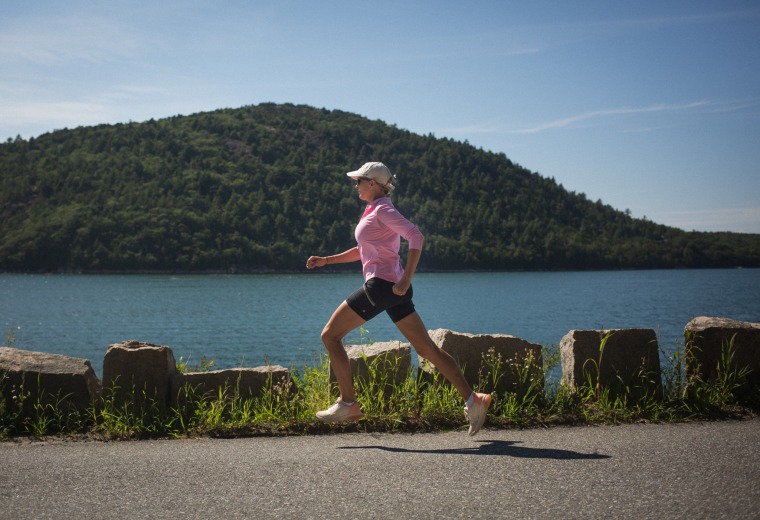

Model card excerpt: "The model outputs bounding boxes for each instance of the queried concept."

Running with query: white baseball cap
[346,162,396,191]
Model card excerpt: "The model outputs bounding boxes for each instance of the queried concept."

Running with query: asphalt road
[1,419,759,520]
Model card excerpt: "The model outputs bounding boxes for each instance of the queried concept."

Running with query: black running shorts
[345,277,416,323]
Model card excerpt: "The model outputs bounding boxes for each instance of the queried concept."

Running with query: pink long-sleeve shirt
[355,197,424,284]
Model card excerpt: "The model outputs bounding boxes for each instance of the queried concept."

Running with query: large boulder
[0,347,101,415]
[330,341,412,396]
[102,340,176,410]
[684,317,760,387]
[560,329,661,398]
[421,329,543,394]
[172,366,292,404]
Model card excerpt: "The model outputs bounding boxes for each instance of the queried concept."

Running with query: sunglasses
[354,177,371,187]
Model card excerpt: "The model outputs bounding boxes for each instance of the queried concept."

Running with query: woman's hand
[394,248,420,295]
[392,276,411,296]
[306,256,327,269]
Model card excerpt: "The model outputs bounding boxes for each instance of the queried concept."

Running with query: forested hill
[1,103,759,273]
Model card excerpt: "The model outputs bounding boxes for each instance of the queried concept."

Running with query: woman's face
[354,177,381,201]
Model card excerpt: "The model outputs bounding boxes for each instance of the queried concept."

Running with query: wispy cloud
[541,8,760,45]
[0,99,115,129]
[651,207,760,233]
[0,81,179,135]
[0,14,146,65]
[513,96,760,135]
[493,48,542,58]
[620,8,760,30]
[512,101,713,134]
[438,99,743,138]
[381,45,541,65]
[438,123,504,136]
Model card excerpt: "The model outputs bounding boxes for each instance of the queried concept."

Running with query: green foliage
[90,384,169,438]
[0,372,88,438]
[491,349,545,425]
[176,355,217,374]
[582,330,615,402]
[680,334,755,410]
[1,341,758,439]
[1,103,758,273]
[0,372,8,438]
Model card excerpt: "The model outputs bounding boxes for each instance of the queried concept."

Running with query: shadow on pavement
[338,440,610,460]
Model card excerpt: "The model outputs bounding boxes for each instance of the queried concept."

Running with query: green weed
[176,355,217,374]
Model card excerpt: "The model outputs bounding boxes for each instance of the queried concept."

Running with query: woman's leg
[395,311,492,435]
[394,312,472,401]
[320,301,366,402]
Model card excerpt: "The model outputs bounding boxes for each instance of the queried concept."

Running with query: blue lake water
[2,269,759,378]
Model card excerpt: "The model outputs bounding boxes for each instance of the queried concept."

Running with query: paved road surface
[2,419,759,519]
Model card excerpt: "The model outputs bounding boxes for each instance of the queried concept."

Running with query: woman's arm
[306,247,360,269]
[393,247,421,295]
[374,204,424,296]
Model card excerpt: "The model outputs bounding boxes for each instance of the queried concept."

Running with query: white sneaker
[316,399,364,423]
[464,393,492,436]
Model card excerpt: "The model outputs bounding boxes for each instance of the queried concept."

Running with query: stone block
[560,329,661,397]
[0,347,101,415]
[172,366,292,404]
[329,341,412,395]
[684,316,760,387]
[102,340,176,410]
[421,329,543,394]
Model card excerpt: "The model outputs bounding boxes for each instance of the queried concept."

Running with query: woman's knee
[320,324,342,349]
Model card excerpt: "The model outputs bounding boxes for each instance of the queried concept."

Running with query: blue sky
[2,1,759,233]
